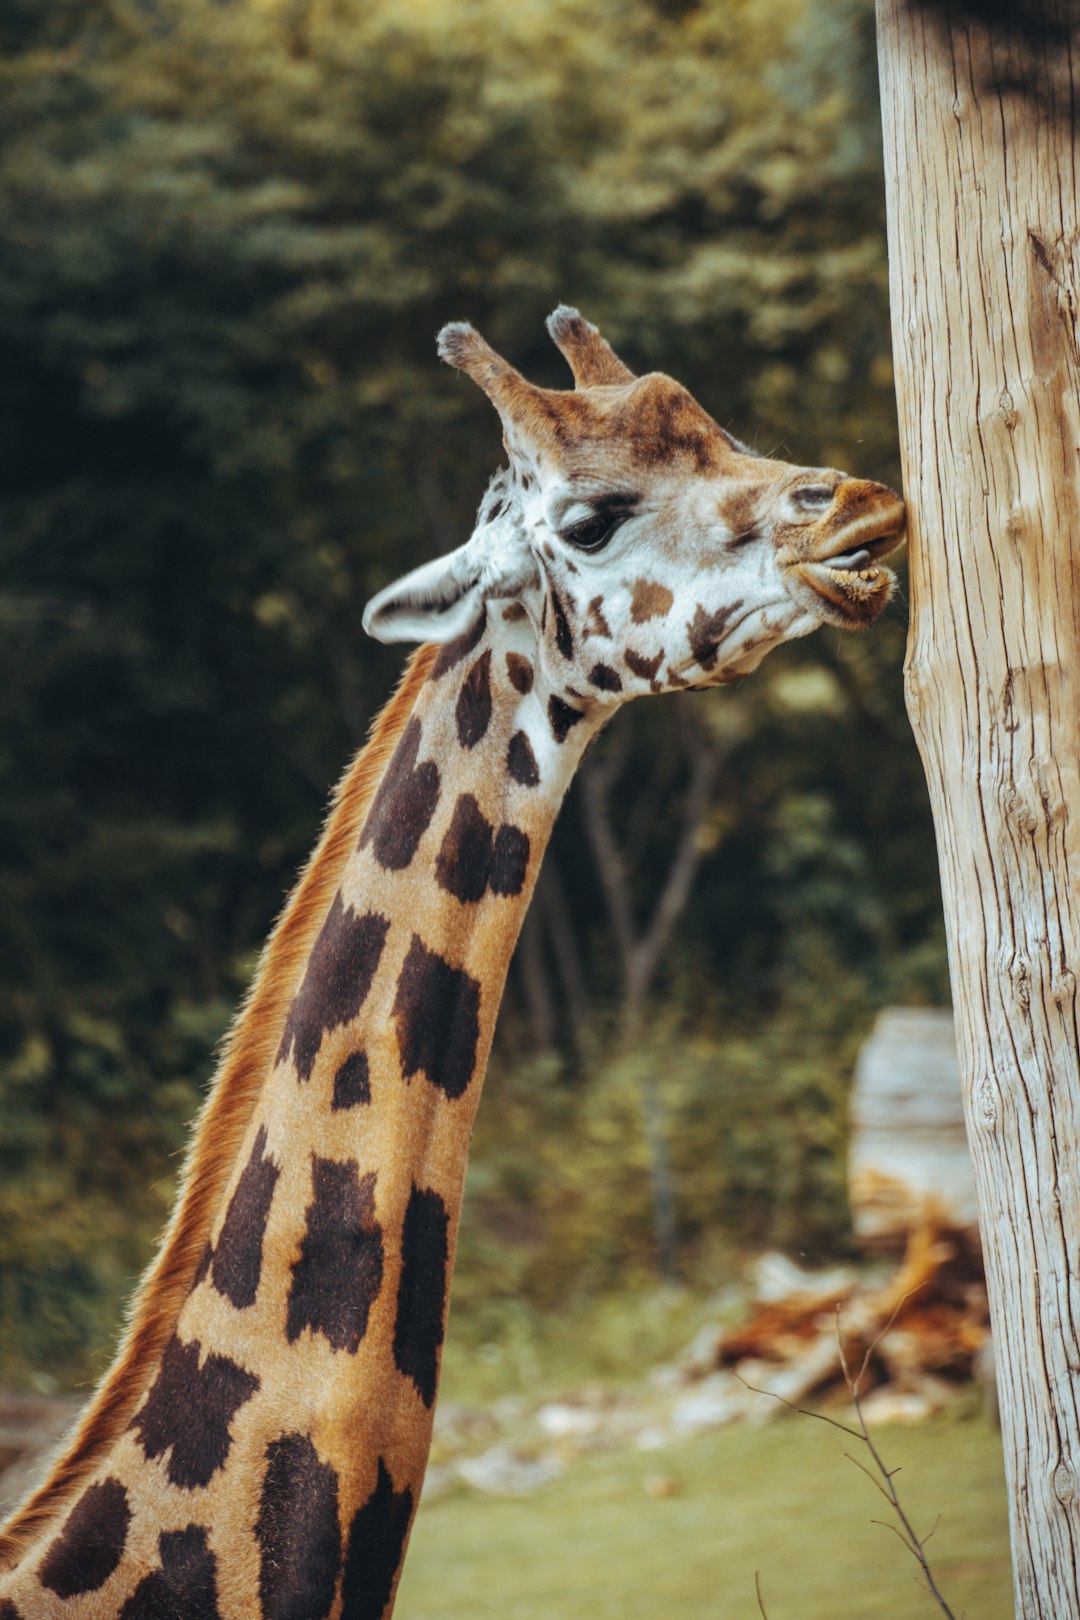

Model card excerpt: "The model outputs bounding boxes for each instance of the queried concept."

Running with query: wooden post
[876,2,1080,1610]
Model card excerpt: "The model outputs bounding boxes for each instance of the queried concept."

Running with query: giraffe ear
[363,548,486,645]
[546,306,635,387]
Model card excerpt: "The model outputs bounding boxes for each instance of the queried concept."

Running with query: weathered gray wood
[876,2,1080,1610]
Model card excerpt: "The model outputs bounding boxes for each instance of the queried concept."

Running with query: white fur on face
[521,472,823,700]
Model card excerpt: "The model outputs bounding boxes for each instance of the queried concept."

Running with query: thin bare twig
[833,1306,957,1618]
[733,1368,861,1439]
[736,1288,959,1620]
[843,1448,896,1505]
[754,1569,770,1619]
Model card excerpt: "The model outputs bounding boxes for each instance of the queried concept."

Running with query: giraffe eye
[558,492,639,552]
[561,514,621,551]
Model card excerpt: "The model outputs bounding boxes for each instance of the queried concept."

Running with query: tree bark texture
[877,3,1080,1611]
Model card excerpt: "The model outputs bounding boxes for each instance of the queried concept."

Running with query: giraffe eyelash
[558,492,640,553]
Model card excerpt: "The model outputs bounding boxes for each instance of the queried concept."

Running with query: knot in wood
[1000,670,1020,735]
[1053,1462,1077,1505]
[1051,968,1077,1008]
[1008,954,1032,1011]
[1033,760,1066,830]
[1006,507,1028,544]
[974,1073,999,1131]
[1003,785,1041,836]
[998,389,1017,430]
[903,660,925,727]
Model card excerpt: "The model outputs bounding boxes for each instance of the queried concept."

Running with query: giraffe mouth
[792,507,906,628]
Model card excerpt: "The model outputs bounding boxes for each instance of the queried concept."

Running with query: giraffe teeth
[793,556,896,625]
[821,563,881,584]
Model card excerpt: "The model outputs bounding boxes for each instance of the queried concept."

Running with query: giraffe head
[363,309,905,698]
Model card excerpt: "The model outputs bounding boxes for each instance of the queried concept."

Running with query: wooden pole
[876,2,1080,1610]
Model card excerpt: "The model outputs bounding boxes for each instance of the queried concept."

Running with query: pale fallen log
[849,1008,980,1249]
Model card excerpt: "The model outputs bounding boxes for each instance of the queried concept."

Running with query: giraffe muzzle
[792,487,906,628]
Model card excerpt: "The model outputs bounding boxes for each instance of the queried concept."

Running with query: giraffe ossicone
[0,310,903,1620]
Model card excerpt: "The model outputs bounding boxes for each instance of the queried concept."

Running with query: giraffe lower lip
[792,560,896,626]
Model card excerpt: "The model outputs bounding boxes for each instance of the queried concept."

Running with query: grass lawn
[397,1411,1011,1619]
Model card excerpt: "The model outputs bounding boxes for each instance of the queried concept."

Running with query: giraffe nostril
[793,484,836,510]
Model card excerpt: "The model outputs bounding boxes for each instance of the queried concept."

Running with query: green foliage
[0,0,947,1385]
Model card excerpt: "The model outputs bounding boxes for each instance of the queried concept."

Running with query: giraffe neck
[0,613,601,1620]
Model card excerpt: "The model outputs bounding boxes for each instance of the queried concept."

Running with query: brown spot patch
[588,663,622,693]
[340,1460,413,1620]
[40,1478,131,1598]
[718,487,760,542]
[456,651,493,749]
[119,1526,220,1620]
[275,898,390,1082]
[630,579,674,624]
[358,716,440,871]
[436,794,495,905]
[256,1433,340,1620]
[131,1336,259,1489]
[287,1160,384,1354]
[551,590,574,658]
[620,378,725,474]
[435,793,530,903]
[505,652,534,694]
[688,600,745,671]
[332,1050,371,1110]
[548,695,585,744]
[491,825,530,897]
[585,595,611,639]
[502,602,528,623]
[393,937,482,1099]
[431,611,486,677]
[625,648,664,683]
[393,1186,450,1407]
[210,1125,280,1310]
[507,731,540,787]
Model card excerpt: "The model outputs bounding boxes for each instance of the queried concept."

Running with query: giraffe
[0,308,905,1620]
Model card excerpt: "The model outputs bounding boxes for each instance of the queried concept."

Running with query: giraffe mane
[0,643,438,1569]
